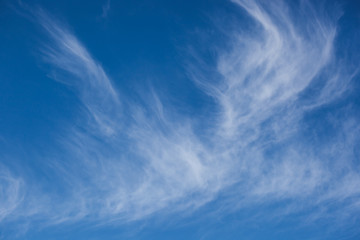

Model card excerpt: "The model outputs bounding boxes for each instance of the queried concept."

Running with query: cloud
[37,9,120,137]
[2,0,360,234]
[0,165,24,222]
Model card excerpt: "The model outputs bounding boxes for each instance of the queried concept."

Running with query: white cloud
[37,9,120,137]
[3,0,360,232]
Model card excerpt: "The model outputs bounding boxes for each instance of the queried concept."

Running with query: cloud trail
[2,0,359,234]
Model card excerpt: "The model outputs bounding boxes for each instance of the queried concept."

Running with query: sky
[1,0,360,239]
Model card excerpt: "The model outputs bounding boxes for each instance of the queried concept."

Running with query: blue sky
[1,0,360,239]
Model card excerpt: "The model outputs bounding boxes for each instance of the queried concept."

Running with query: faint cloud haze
[101,0,110,18]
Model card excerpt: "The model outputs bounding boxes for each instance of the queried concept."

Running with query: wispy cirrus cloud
[0,165,24,222]
[37,9,120,137]
[2,0,359,235]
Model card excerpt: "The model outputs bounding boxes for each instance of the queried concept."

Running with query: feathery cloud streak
[2,0,359,234]
[0,165,24,222]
